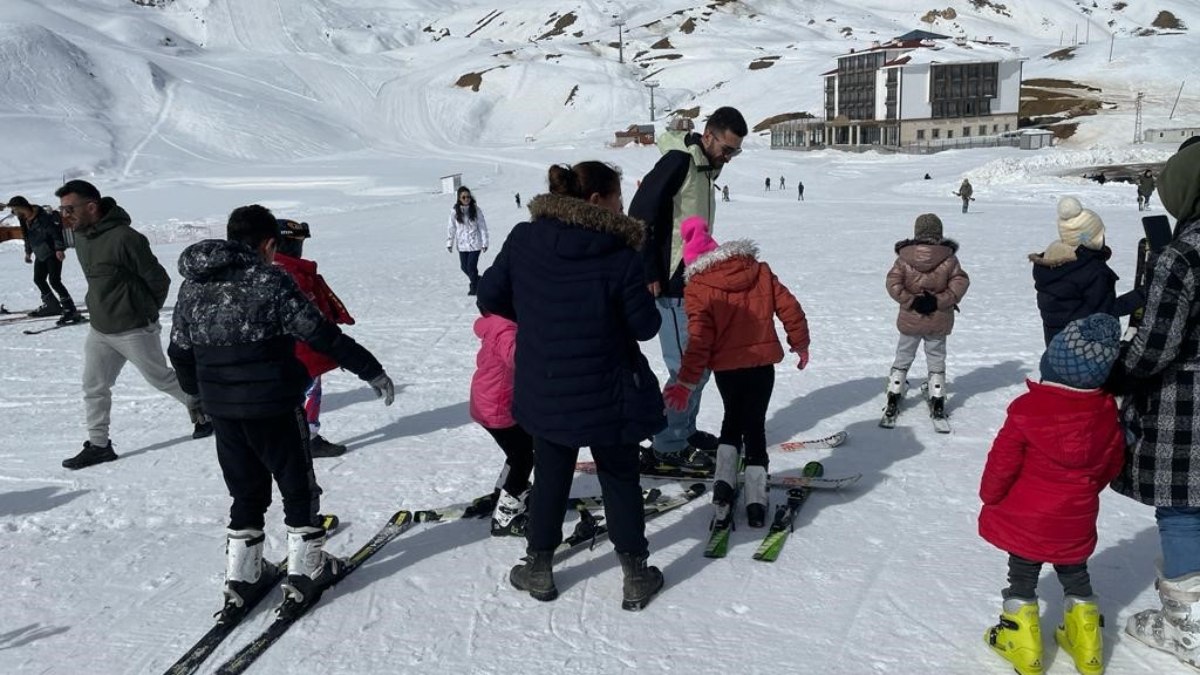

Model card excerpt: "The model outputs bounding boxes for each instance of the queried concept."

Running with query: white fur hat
[1057,196,1105,250]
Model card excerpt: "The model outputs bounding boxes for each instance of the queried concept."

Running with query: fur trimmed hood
[685,239,760,281]
[894,237,958,254]
[527,193,645,251]
[1029,242,1112,269]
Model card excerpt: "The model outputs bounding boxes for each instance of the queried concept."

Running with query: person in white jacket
[447,186,489,295]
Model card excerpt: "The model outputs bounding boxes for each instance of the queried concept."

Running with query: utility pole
[1170,80,1186,119]
[1133,91,1144,144]
[1108,33,1114,62]
[610,15,626,64]
[645,81,660,121]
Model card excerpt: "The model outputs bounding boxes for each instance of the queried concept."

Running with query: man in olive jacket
[55,180,209,470]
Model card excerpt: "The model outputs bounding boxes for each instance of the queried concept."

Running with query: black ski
[23,316,89,334]
[162,514,340,675]
[557,483,706,558]
[213,510,414,675]
[752,462,823,561]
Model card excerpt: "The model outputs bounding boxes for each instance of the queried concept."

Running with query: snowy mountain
[1,1,1198,674]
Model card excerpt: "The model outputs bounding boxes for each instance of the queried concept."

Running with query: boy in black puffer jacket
[168,205,394,620]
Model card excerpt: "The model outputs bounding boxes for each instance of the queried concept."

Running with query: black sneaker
[62,441,118,470]
[687,430,721,452]
[310,435,347,458]
[192,420,214,439]
[649,446,714,472]
[29,303,62,318]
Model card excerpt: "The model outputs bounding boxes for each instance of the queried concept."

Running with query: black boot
[618,551,664,611]
[509,550,557,601]
[62,441,118,469]
[56,297,83,325]
[29,294,62,317]
[310,435,347,458]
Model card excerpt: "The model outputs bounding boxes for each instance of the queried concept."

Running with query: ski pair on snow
[879,372,950,433]
[705,461,824,561]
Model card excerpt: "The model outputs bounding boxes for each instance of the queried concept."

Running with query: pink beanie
[681,215,718,265]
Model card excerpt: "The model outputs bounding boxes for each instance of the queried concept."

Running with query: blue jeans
[652,297,711,453]
[1158,507,1200,578]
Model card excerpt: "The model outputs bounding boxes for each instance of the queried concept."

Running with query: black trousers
[526,436,647,555]
[714,365,775,468]
[33,256,72,301]
[213,408,322,530]
[485,424,534,495]
[459,250,481,289]
[1004,553,1093,600]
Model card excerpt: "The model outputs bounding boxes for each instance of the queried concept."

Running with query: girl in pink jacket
[470,310,533,536]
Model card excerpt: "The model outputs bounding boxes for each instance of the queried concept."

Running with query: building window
[993,124,999,133]
[917,129,926,140]
[947,129,954,139]
[963,126,971,137]
[980,125,988,135]
[930,62,999,119]
[932,128,940,139]
[1004,123,1011,131]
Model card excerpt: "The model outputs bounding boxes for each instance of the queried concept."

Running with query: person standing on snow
[55,180,211,470]
[663,216,810,530]
[883,213,970,421]
[169,204,395,621]
[477,160,667,611]
[469,305,534,537]
[6,196,80,323]
[956,178,974,213]
[447,186,488,296]
[797,181,805,201]
[779,176,785,191]
[628,105,748,471]
[1137,169,1156,211]
[1108,138,1200,670]
[1029,197,1138,346]
[272,218,357,458]
[979,314,1125,675]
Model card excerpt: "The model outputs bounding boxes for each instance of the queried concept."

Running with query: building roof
[895,29,951,42]
[896,40,1021,65]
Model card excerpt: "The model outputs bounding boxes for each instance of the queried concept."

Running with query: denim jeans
[1157,506,1200,579]
[652,297,710,453]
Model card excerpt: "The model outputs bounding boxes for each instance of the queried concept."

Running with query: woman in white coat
[447,186,489,295]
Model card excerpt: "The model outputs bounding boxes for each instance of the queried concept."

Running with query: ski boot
[985,597,1044,675]
[927,371,947,418]
[309,434,347,458]
[743,464,769,528]
[1056,596,1104,675]
[490,487,529,537]
[880,368,907,426]
[219,529,280,621]
[617,551,663,611]
[280,524,343,617]
[509,549,557,601]
[56,297,83,325]
[28,294,62,318]
[711,444,739,529]
[1126,571,1200,669]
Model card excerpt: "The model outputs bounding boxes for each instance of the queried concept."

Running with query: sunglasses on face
[60,201,96,215]
[718,142,742,159]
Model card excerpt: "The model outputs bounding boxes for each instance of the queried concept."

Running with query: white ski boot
[280,524,343,613]
[491,487,530,537]
[711,444,739,528]
[1126,571,1200,669]
[880,368,908,427]
[221,529,279,617]
[743,465,769,528]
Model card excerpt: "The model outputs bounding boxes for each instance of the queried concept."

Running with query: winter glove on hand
[662,383,693,413]
[369,373,395,406]
[910,291,937,315]
[446,245,452,252]
[796,348,809,370]
[186,398,208,425]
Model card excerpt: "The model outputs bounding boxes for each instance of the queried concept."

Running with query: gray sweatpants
[83,321,192,446]
[891,334,947,374]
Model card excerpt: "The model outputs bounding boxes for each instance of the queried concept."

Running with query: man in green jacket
[55,180,210,470]
[628,106,747,469]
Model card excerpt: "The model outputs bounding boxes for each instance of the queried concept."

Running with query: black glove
[910,292,938,315]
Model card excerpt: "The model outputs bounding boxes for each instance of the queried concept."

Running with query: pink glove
[797,349,809,370]
[663,383,693,412]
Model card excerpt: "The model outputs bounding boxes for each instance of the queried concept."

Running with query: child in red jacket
[979,313,1125,675]
[470,308,534,536]
[273,219,356,457]
[663,216,810,529]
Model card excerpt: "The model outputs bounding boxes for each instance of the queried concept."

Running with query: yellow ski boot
[986,597,1044,675]
[1056,596,1104,674]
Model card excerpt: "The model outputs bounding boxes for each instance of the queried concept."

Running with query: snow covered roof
[898,40,1022,65]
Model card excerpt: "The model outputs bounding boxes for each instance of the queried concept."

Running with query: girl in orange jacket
[663,216,810,528]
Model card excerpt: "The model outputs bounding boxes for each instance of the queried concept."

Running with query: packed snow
[1,1,1197,673]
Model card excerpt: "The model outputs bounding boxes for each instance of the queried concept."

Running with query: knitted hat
[1056,196,1105,250]
[681,215,718,265]
[914,213,943,241]
[1040,314,1121,389]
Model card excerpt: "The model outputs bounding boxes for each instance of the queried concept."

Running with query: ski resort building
[772,31,1024,152]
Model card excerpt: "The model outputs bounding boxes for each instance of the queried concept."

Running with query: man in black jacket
[628,106,747,469]
[6,196,79,321]
[169,204,394,616]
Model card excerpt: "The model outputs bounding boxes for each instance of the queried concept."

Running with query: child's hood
[684,239,763,292]
[474,313,516,341]
[1008,379,1119,470]
[894,238,959,273]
